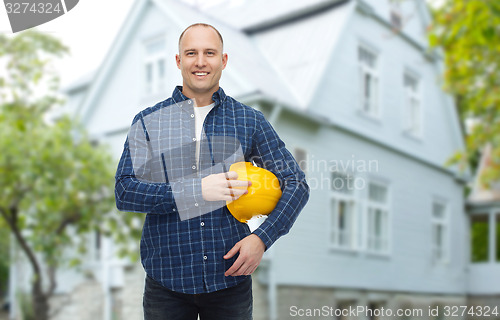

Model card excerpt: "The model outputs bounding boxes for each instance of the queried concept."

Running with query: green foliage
[17,291,34,320]
[0,224,8,296]
[427,0,500,186]
[0,28,142,296]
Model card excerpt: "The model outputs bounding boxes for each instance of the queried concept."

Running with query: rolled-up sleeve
[114,114,203,215]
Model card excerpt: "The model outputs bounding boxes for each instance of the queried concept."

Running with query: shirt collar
[172,86,227,106]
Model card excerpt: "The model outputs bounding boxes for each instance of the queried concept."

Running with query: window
[390,1,402,30]
[390,10,402,30]
[144,36,167,95]
[358,46,379,117]
[470,213,500,263]
[330,172,357,249]
[404,73,421,136]
[366,182,389,253]
[470,214,488,262]
[431,201,448,263]
[293,147,307,174]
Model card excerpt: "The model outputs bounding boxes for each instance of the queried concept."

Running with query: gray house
[9,0,499,319]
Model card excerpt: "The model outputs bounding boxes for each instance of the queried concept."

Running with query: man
[115,23,309,320]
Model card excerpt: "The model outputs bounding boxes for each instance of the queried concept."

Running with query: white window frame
[358,44,380,118]
[143,35,167,95]
[431,199,449,264]
[403,71,422,137]
[364,180,390,254]
[329,171,359,251]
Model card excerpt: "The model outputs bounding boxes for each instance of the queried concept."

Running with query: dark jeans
[143,275,253,320]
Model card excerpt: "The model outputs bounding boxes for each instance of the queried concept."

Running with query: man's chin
[192,85,217,95]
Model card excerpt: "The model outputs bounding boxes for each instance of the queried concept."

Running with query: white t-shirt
[193,102,215,164]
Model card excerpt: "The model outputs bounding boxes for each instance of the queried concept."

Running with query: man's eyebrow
[183,48,219,53]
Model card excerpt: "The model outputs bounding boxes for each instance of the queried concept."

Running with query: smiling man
[115,23,309,320]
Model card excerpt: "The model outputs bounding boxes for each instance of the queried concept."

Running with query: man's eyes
[185,52,216,56]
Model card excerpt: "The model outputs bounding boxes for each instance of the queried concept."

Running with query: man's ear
[222,53,228,70]
[175,54,181,69]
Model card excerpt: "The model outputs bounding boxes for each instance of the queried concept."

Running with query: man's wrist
[250,233,267,251]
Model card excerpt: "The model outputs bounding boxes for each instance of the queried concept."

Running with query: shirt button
[201,222,204,226]
[191,114,195,118]
[192,137,196,141]
[192,165,196,170]
[188,100,192,104]
[173,208,176,212]
[194,203,199,207]
[203,256,208,260]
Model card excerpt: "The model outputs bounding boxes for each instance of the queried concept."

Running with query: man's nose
[195,54,206,67]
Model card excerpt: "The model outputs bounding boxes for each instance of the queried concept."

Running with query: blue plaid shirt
[115,86,309,294]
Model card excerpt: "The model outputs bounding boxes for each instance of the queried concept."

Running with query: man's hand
[201,171,251,201]
[224,234,266,277]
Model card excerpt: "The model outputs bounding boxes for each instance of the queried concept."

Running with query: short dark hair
[178,23,224,52]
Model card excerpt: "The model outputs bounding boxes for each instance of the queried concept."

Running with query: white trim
[488,209,498,263]
[431,196,450,265]
[328,171,360,252]
[364,179,391,255]
[357,41,381,120]
[402,69,423,139]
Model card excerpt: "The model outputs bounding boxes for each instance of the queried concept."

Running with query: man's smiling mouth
[193,72,209,77]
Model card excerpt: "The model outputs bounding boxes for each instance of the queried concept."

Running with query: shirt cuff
[252,226,277,251]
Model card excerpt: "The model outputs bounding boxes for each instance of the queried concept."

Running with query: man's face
[176,26,227,99]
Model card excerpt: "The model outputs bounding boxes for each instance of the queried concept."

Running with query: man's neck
[182,87,218,107]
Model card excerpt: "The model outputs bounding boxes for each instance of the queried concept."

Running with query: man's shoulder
[223,95,264,119]
[130,97,176,125]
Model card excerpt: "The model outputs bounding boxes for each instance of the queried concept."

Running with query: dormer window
[144,36,167,95]
[390,10,402,30]
[389,1,403,30]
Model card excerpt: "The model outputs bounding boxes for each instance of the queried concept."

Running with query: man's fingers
[224,242,240,260]
[225,256,244,276]
[225,188,248,197]
[226,179,252,188]
[224,171,238,180]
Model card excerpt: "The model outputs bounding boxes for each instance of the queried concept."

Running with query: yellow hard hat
[226,162,282,223]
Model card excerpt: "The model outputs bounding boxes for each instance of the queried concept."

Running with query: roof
[153,0,301,107]
[202,0,347,31]
[67,0,309,123]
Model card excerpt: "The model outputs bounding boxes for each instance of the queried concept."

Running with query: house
[10,0,496,319]
[465,143,500,310]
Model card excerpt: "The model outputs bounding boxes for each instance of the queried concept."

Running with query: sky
[0,0,442,90]
[0,0,136,88]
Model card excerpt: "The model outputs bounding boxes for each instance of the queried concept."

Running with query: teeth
[195,73,207,76]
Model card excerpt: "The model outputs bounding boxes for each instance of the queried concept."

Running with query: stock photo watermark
[3,0,79,33]
[253,153,380,192]
[290,304,500,318]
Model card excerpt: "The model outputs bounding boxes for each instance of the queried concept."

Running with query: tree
[0,30,142,320]
[0,220,8,299]
[427,0,500,187]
